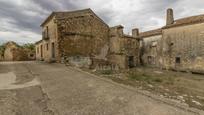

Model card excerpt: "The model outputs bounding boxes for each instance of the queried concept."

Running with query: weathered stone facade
[139,29,162,67]
[36,9,140,69]
[56,10,109,68]
[162,22,204,72]
[139,8,204,73]
[160,9,204,72]
[108,25,139,69]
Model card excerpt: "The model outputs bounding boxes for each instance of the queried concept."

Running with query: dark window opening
[175,57,181,64]
[128,56,134,68]
[46,26,49,38]
[51,43,55,58]
[30,54,34,57]
[40,45,43,58]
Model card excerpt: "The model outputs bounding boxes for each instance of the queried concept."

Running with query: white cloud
[0,30,41,43]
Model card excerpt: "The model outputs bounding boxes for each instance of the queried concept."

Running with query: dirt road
[0,61,203,115]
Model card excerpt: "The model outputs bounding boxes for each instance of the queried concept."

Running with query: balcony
[42,31,49,40]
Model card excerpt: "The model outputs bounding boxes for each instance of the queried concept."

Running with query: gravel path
[0,61,203,115]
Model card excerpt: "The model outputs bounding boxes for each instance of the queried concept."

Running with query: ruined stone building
[35,9,140,69]
[108,25,139,69]
[139,8,204,73]
[162,9,204,72]
[3,42,35,61]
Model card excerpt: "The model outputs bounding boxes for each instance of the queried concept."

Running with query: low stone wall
[62,56,92,68]
[92,58,119,71]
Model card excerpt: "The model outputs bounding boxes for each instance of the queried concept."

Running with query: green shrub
[101,70,113,75]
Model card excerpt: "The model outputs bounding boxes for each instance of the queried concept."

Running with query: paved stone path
[0,61,203,115]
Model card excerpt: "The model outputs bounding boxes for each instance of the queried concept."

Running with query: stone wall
[141,35,162,67]
[162,22,204,72]
[41,17,59,62]
[35,41,43,61]
[4,42,34,61]
[56,13,109,67]
[108,26,140,69]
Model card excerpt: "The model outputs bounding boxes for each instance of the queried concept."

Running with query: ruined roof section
[111,25,124,29]
[164,14,204,29]
[40,8,109,27]
[139,28,162,38]
[5,41,18,47]
[35,40,43,45]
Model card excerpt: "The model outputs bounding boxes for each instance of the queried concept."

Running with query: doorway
[40,45,43,58]
[128,56,134,68]
[51,42,55,58]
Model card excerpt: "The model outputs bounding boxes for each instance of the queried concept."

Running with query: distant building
[139,8,204,73]
[3,41,35,61]
[35,8,140,69]
[4,42,19,61]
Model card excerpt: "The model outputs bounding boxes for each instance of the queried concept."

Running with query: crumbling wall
[162,22,204,72]
[141,35,162,67]
[4,42,18,61]
[108,26,140,69]
[67,56,92,68]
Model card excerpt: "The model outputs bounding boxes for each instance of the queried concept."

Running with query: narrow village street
[0,61,203,115]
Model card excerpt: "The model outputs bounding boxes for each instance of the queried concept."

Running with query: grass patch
[100,70,113,75]
[128,72,163,84]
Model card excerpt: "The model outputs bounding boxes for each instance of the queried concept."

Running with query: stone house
[36,8,109,67]
[139,29,162,67]
[36,8,140,69]
[161,8,204,72]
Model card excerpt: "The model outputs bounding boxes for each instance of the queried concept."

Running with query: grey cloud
[0,1,44,33]
[0,0,204,43]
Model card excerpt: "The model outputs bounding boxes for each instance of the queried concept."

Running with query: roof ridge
[175,13,204,22]
[41,8,109,28]
[139,28,162,38]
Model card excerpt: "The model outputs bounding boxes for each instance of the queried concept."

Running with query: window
[46,26,49,38]
[30,54,34,57]
[175,57,181,64]
[42,26,49,40]
[46,43,49,50]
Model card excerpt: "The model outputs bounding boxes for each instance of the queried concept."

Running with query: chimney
[132,28,139,37]
[166,8,174,25]
[110,25,124,37]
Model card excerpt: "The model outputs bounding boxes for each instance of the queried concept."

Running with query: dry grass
[94,67,204,110]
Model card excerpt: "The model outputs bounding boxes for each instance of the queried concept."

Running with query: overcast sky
[0,0,204,43]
